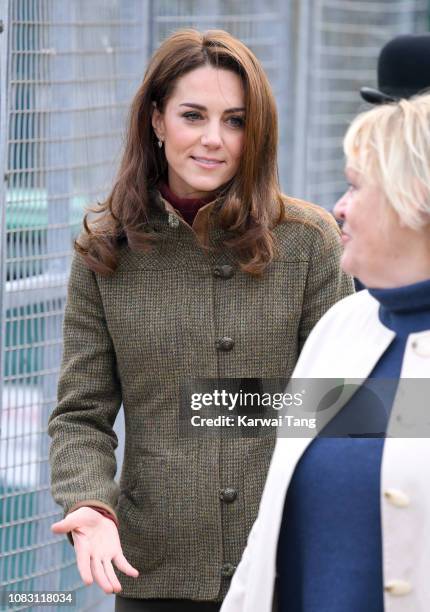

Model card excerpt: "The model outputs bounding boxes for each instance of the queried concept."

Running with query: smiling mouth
[191,156,224,166]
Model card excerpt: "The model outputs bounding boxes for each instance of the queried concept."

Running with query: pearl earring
[158,139,163,149]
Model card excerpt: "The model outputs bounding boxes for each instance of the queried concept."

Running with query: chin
[340,253,355,278]
[188,179,224,193]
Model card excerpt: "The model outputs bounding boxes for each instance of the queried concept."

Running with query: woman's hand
[51,506,139,593]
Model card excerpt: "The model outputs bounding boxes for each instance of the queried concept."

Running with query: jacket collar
[149,189,221,246]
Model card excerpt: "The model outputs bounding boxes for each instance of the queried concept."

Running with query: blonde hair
[343,93,430,229]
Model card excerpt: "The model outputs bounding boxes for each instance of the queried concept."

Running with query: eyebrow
[179,103,245,113]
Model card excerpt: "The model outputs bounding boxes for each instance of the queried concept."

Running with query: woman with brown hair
[47,29,353,611]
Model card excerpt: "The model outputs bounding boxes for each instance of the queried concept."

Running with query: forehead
[167,65,245,109]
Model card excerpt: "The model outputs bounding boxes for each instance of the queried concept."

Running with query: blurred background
[0,1,429,610]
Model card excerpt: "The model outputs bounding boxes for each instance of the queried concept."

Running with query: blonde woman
[221,94,430,612]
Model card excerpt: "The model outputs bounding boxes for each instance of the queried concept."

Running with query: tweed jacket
[47,192,354,601]
[221,290,430,612]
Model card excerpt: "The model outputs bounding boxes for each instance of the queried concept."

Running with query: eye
[347,182,357,192]
[226,115,245,128]
[182,111,203,122]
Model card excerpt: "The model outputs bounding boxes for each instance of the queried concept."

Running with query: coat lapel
[277,305,396,467]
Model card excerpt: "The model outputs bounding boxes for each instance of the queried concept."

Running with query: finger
[113,552,139,578]
[90,557,114,594]
[51,514,82,534]
[74,541,93,586]
[51,519,68,533]
[101,559,123,593]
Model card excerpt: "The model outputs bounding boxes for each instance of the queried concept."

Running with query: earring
[158,139,163,149]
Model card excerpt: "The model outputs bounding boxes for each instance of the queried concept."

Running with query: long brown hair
[76,28,289,276]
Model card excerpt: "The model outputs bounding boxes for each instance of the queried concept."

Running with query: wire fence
[0,1,428,610]
[297,0,428,208]
[0,1,150,610]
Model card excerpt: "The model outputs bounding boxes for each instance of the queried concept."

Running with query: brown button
[213,265,234,279]
[220,488,238,503]
[221,563,237,577]
[216,337,234,351]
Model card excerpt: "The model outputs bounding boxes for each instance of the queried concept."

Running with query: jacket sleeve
[48,250,122,528]
[298,215,354,352]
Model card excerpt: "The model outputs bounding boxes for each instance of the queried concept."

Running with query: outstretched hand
[51,506,139,594]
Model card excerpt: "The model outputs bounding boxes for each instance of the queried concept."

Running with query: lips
[340,232,351,244]
[191,156,224,166]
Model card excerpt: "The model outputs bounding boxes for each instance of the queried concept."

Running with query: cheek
[165,118,196,153]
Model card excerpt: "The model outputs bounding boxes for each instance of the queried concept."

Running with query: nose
[201,121,222,148]
[333,191,348,222]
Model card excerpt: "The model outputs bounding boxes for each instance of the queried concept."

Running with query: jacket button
[383,489,410,508]
[216,337,234,351]
[213,264,234,279]
[411,335,430,357]
[384,580,412,596]
[221,563,237,577]
[220,487,237,503]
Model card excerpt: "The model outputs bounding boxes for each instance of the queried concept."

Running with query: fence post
[291,0,311,200]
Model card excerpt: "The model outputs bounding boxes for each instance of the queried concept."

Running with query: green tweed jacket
[48,192,354,601]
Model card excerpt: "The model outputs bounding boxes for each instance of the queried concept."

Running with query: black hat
[360,34,430,105]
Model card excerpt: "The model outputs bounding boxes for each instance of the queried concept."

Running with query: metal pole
[291,0,311,200]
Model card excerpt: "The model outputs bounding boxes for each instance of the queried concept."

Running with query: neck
[158,181,214,206]
[157,181,214,226]
[365,242,430,289]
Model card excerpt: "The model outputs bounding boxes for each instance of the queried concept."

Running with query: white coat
[221,290,430,612]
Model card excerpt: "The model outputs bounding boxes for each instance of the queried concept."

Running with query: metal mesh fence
[294,0,428,208]
[0,1,150,610]
[151,0,428,208]
[0,1,428,611]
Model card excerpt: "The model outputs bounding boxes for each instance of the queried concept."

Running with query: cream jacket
[221,290,430,612]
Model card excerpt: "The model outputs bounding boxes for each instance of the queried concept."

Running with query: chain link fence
[0,1,428,610]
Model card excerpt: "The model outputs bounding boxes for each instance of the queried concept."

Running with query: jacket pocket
[117,455,167,571]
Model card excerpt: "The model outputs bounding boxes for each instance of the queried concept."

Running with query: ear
[151,103,165,141]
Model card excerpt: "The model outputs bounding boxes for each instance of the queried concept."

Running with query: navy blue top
[276,278,430,612]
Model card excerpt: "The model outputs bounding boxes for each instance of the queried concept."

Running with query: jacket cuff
[87,506,118,526]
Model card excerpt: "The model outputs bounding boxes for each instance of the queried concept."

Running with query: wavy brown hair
[76,29,292,276]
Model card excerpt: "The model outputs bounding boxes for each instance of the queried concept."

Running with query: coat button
[221,563,237,577]
[411,335,430,357]
[220,487,238,503]
[216,337,234,351]
[384,580,412,596]
[213,264,234,279]
[383,489,410,508]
